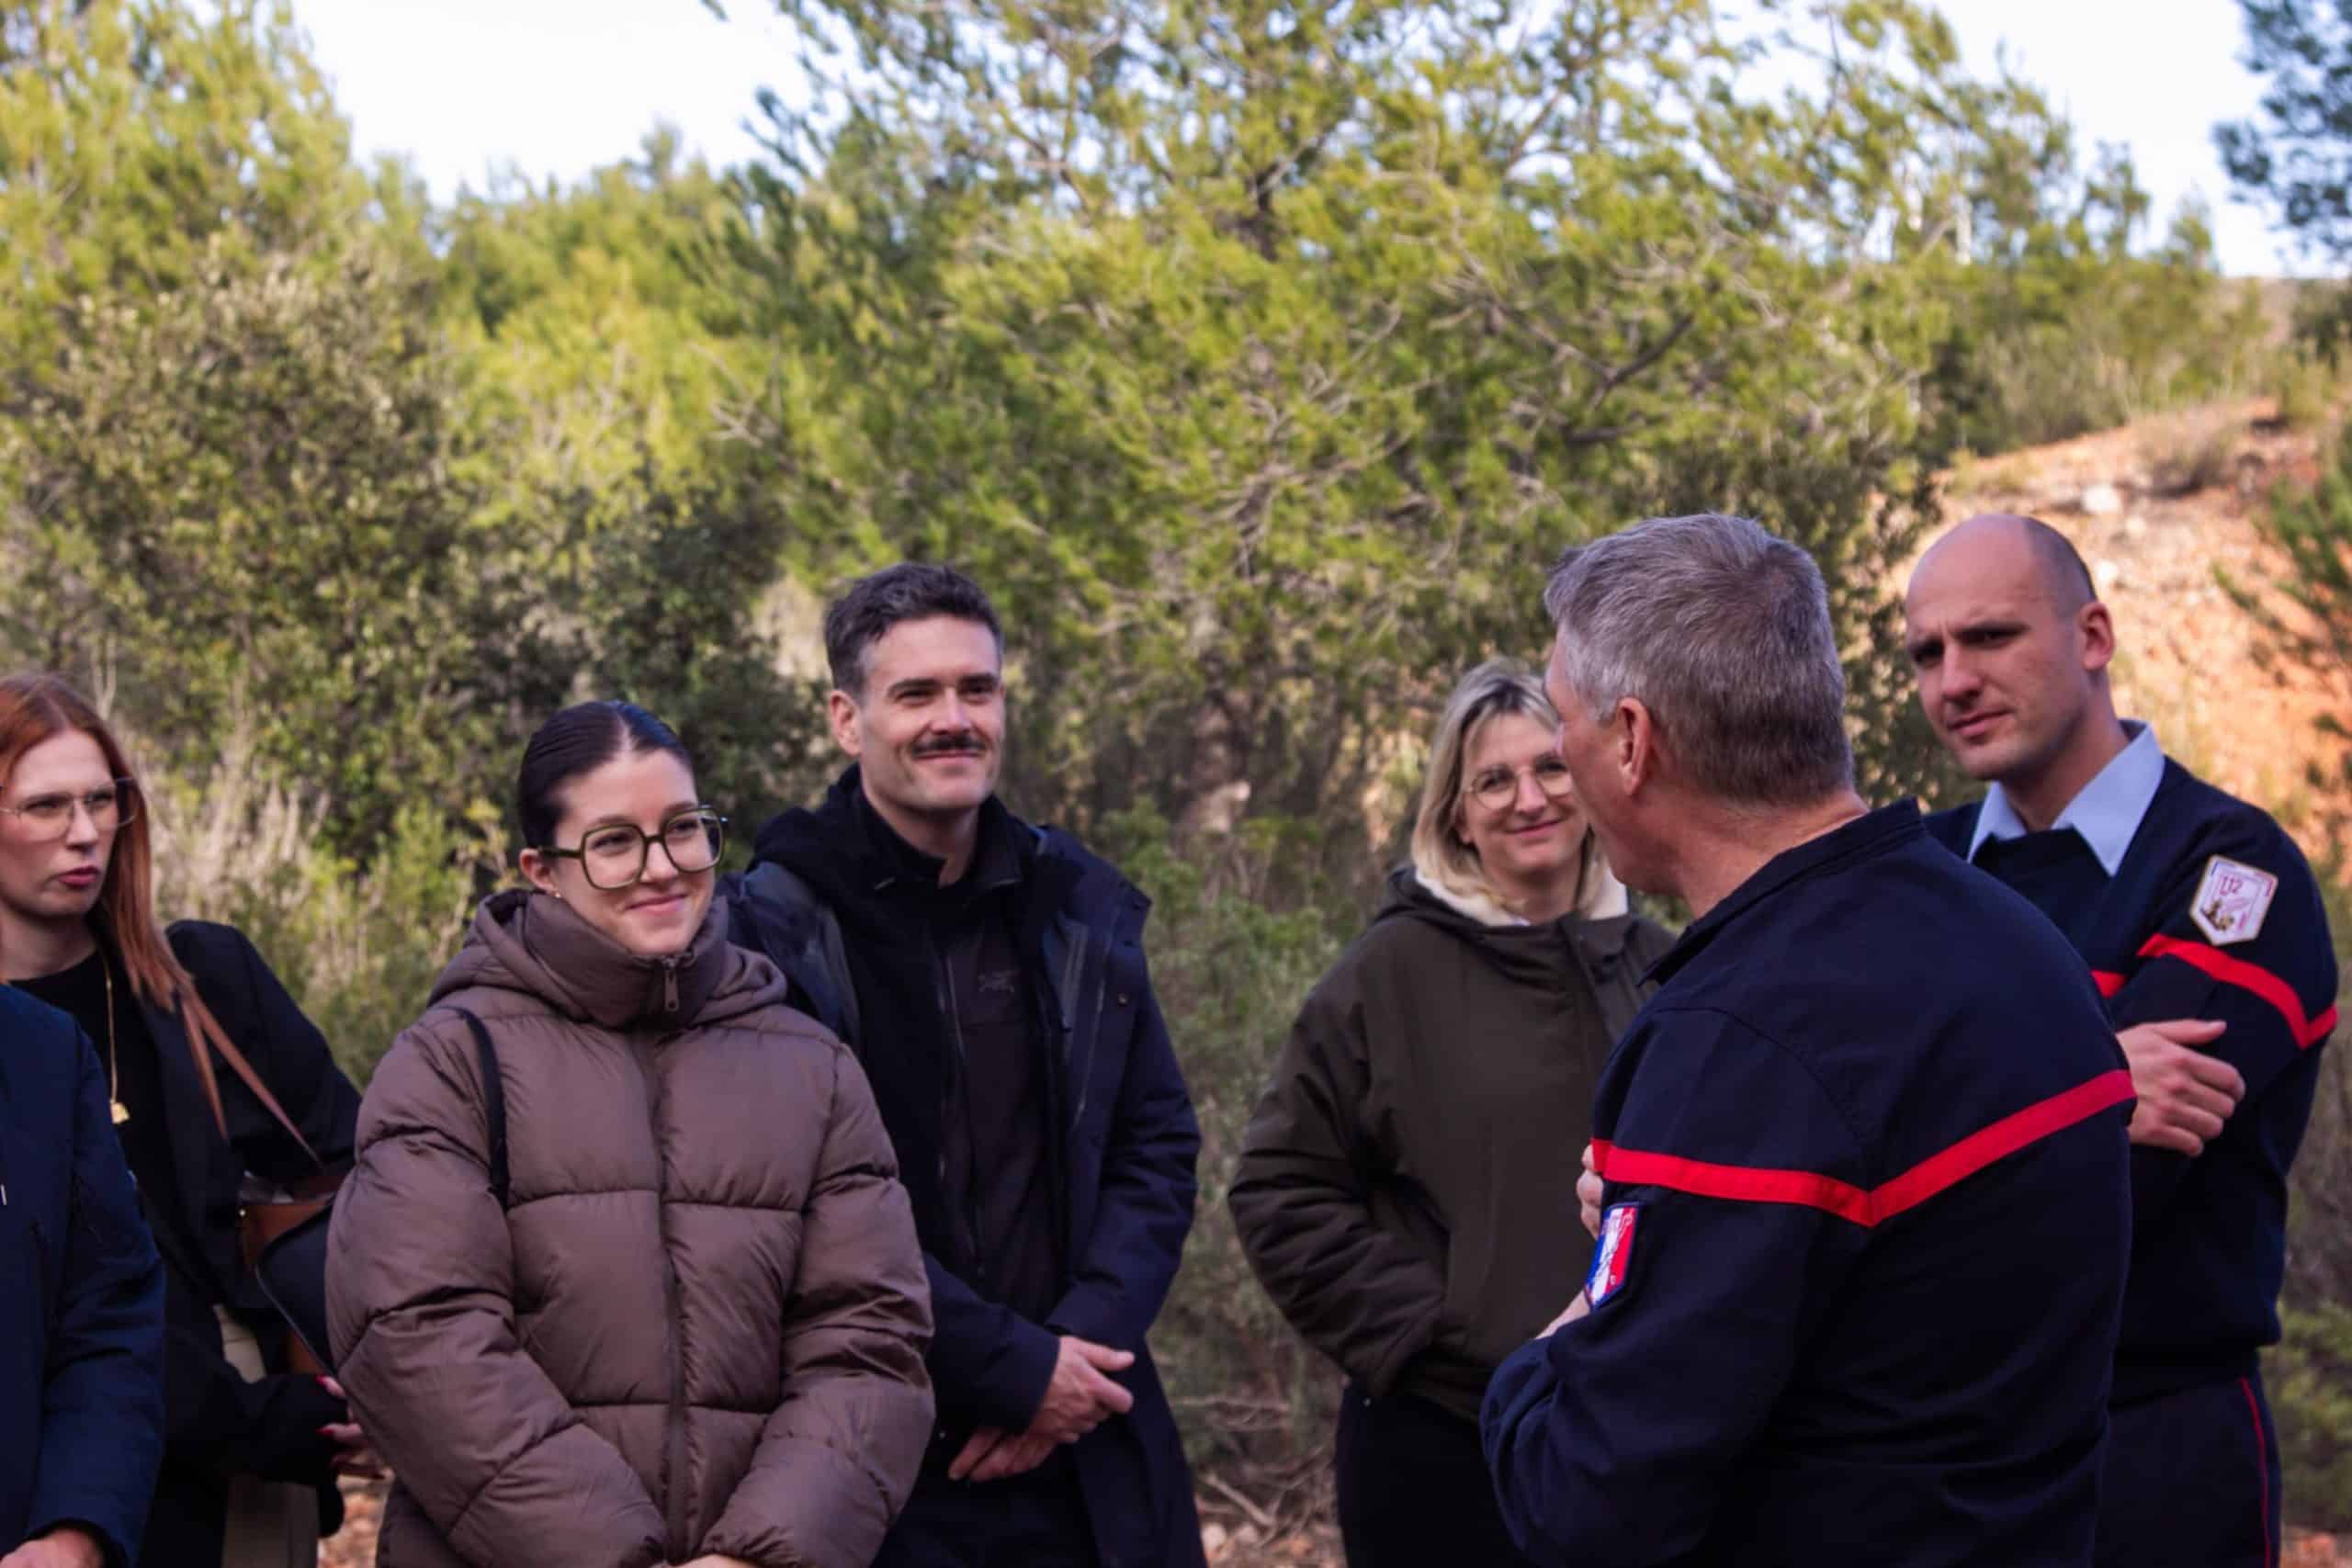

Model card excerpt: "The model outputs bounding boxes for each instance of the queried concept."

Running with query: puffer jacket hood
[328,891,935,1568]
[434,886,779,1032]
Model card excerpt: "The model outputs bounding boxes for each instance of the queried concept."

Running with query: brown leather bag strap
[180,989,327,1175]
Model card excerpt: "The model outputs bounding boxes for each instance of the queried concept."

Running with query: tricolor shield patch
[1588,1202,1641,1310]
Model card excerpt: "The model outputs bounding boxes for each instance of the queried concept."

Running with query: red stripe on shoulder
[1595,1069,2135,1229]
[1869,1069,2135,1223]
[2137,935,2335,1049]
[2091,970,2126,998]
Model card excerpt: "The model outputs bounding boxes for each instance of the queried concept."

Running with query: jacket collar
[1650,801,1923,986]
[1379,865,1647,999]
[1967,719,2163,877]
[1408,868,1525,928]
[432,889,779,1032]
[861,778,1027,902]
[761,764,1031,907]
[1405,864,1634,931]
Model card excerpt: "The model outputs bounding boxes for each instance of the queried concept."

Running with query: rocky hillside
[1933,400,2346,836]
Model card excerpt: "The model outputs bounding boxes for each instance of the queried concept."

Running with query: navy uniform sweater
[1482,804,2134,1568]
[1928,758,2336,1404]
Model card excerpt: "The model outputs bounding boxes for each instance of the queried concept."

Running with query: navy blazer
[0,986,165,1568]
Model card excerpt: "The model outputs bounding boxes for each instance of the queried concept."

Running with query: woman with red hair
[0,674,367,1568]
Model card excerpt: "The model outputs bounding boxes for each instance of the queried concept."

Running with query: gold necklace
[6,946,129,1124]
[101,956,128,1125]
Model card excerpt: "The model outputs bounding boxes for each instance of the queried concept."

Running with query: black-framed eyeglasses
[0,777,140,841]
[1467,757,1575,813]
[540,809,727,889]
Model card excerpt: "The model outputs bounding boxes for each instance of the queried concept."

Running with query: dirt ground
[319,1473,2344,1566]
[318,1477,1351,1566]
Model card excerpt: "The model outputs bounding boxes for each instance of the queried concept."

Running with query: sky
[295,0,2311,277]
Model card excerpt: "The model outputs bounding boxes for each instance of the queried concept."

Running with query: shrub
[152,749,501,1085]
[1098,808,1353,1501]
[2135,407,2245,499]
[2280,871,2352,1314]
[2271,347,2343,432]
[2274,1304,2352,1533]
[2277,875,2352,1529]
[1928,245,2268,460]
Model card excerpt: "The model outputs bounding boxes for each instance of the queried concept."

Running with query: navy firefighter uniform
[1928,722,2336,1568]
[1481,802,2135,1568]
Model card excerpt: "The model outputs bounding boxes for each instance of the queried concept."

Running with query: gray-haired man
[1481,513,2134,1567]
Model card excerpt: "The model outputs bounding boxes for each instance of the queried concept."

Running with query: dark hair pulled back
[515,700,692,849]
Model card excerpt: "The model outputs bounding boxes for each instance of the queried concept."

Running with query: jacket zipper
[660,956,681,1016]
[634,1045,691,1560]
[929,930,988,1273]
[1057,919,1092,1126]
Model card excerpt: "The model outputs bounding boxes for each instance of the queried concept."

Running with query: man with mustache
[1905,513,2336,1568]
[732,563,1206,1568]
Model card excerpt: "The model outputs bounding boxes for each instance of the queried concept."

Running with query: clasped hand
[949,1335,1136,1484]
[2119,1019,2240,1156]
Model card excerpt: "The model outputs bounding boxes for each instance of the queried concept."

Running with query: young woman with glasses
[0,673,368,1568]
[326,700,934,1568]
[1228,659,1673,1568]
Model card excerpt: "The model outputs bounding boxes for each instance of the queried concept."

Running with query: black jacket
[1230,865,1669,1419]
[735,770,1207,1568]
[132,923,360,1565]
[0,985,164,1568]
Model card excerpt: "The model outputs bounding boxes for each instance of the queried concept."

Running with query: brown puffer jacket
[325,890,933,1568]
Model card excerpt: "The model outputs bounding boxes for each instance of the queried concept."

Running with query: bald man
[1905,513,2335,1568]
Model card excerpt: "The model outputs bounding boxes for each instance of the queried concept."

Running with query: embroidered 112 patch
[2189,856,2278,947]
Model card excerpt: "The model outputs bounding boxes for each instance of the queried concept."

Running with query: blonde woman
[1229,659,1670,1568]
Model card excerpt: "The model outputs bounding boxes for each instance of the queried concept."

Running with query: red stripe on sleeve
[1593,1069,2136,1229]
[1589,1142,1873,1226]
[1869,1070,2135,1223]
[2091,970,2126,998]
[2136,935,2336,1049]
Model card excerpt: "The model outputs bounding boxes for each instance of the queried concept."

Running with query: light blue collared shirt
[1966,720,2165,877]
